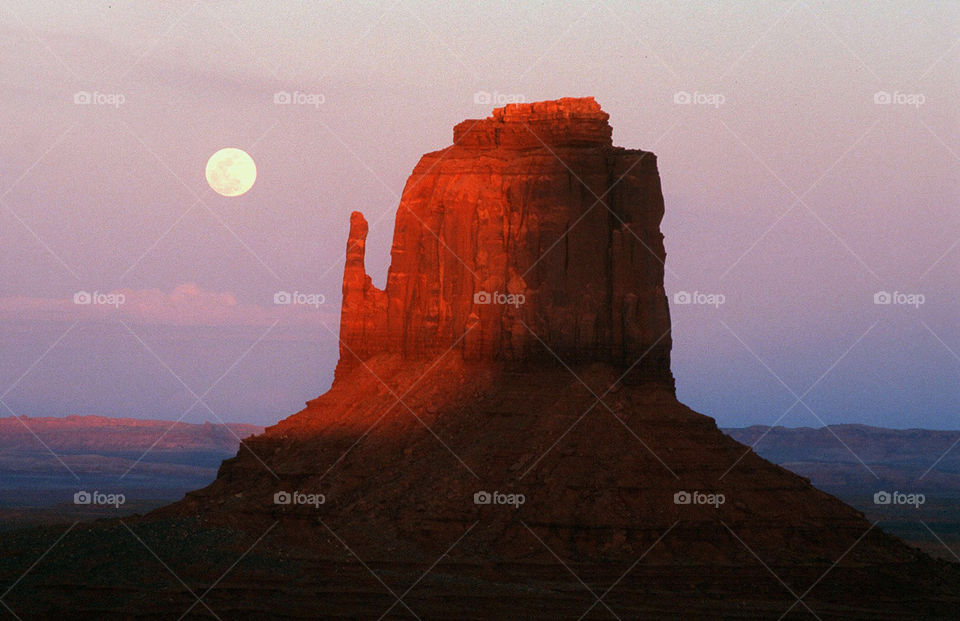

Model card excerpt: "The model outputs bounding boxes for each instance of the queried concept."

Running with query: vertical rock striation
[337,97,673,388]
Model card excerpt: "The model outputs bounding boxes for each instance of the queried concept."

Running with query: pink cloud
[0,283,338,327]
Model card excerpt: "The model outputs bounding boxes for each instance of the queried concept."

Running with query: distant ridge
[724,424,960,492]
[0,415,263,453]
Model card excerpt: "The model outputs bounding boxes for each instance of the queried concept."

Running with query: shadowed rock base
[3,360,957,619]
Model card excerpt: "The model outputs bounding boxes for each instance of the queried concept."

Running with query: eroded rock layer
[337,97,673,389]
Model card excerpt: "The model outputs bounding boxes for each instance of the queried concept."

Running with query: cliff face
[337,97,673,389]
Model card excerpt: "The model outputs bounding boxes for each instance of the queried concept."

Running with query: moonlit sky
[1,1,958,428]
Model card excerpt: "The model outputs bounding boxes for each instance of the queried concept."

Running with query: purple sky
[1,1,958,428]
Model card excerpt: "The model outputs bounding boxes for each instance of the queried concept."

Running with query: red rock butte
[338,97,673,389]
[8,98,958,620]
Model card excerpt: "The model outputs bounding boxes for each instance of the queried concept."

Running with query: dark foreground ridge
[2,98,958,619]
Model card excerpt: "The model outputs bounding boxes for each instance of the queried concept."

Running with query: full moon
[205,148,257,197]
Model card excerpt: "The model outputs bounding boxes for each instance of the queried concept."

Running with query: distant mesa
[0,415,262,453]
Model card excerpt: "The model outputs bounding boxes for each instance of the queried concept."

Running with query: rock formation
[337,97,673,389]
[4,98,959,619]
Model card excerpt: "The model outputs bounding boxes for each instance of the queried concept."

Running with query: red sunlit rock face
[337,97,673,389]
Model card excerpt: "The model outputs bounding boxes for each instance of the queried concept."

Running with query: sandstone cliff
[337,97,673,389]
